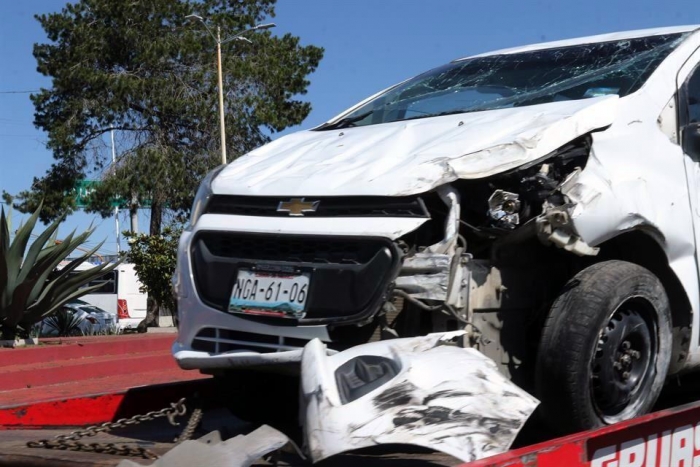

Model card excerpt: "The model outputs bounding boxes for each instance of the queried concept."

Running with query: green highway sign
[73,180,152,209]
[74,180,102,208]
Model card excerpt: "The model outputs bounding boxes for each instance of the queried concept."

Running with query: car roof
[67,300,105,311]
[456,25,700,61]
[69,299,89,305]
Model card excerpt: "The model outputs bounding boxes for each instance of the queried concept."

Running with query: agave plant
[41,308,85,337]
[0,204,121,340]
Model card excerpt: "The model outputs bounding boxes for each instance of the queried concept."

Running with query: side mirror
[682,122,700,160]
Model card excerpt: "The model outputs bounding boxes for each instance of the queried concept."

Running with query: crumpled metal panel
[301,332,539,464]
[395,252,451,301]
[426,185,461,255]
[212,97,617,197]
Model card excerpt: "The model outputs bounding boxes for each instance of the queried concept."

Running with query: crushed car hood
[214,96,617,197]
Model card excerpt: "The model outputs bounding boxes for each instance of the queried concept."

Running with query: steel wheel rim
[590,297,657,422]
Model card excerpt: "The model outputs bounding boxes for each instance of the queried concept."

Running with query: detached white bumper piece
[117,425,291,467]
[301,331,539,464]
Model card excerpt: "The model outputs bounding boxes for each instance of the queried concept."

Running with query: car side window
[688,66,700,124]
[81,271,117,294]
[681,63,700,161]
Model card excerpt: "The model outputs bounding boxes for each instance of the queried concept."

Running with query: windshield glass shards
[317,33,689,130]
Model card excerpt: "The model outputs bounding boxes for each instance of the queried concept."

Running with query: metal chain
[27,397,188,459]
[175,404,203,444]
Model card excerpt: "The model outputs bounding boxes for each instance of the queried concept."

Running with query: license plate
[229,269,310,319]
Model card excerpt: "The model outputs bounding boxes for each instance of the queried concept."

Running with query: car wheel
[535,260,672,434]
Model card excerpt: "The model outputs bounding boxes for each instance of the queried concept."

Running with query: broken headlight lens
[487,189,521,229]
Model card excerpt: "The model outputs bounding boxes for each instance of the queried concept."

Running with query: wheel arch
[595,229,692,374]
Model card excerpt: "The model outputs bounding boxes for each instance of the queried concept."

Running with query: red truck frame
[2,379,700,467]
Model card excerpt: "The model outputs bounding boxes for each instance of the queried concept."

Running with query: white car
[174,25,700,434]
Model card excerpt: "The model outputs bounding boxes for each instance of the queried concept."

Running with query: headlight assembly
[189,165,226,227]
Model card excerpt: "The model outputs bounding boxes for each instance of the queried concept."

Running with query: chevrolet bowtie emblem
[277,198,320,216]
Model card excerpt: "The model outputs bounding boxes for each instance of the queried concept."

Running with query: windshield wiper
[316,111,372,130]
[401,108,483,122]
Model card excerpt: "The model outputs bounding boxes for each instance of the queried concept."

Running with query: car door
[678,48,700,348]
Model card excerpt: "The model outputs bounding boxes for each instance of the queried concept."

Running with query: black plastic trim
[190,232,402,326]
[335,356,401,405]
[205,195,429,218]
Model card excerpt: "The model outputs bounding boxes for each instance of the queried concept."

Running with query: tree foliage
[0,205,120,340]
[12,0,324,233]
[123,227,180,330]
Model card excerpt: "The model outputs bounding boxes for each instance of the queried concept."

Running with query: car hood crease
[213,96,618,197]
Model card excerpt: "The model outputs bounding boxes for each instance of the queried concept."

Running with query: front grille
[205,195,429,218]
[198,232,385,265]
[191,232,400,324]
[192,327,311,354]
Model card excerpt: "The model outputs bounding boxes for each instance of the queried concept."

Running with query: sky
[0,0,698,256]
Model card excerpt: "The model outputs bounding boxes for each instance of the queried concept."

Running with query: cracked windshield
[320,32,688,130]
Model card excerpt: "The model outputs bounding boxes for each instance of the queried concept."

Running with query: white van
[69,262,148,331]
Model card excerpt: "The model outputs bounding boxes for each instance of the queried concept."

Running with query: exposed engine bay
[354,136,595,385]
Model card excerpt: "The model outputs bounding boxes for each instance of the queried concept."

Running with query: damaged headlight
[487,190,521,229]
[189,165,226,227]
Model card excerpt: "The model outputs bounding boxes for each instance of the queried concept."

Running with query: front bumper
[173,214,429,371]
[173,344,316,370]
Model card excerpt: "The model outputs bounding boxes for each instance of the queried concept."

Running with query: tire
[535,260,672,434]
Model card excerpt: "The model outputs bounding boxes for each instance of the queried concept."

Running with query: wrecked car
[173,24,700,441]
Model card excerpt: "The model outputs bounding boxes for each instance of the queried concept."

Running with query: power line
[0,90,39,94]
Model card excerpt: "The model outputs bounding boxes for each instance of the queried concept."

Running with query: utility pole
[111,130,120,253]
[185,15,276,166]
[216,26,227,166]
[130,202,139,234]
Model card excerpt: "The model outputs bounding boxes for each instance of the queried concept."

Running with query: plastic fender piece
[300,331,539,464]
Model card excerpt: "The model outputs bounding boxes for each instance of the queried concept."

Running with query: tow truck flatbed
[4,333,700,466]
[2,372,700,467]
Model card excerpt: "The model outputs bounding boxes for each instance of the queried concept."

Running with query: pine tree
[12,0,324,234]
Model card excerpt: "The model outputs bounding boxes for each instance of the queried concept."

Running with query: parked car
[173,25,700,434]
[40,299,117,336]
[65,262,148,332]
